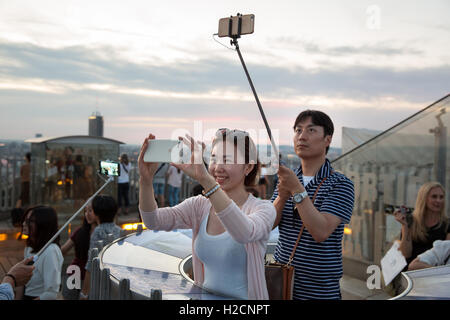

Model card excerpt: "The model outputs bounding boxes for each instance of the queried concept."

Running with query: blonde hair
[410,181,446,242]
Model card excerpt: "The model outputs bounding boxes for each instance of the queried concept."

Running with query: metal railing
[0,157,23,212]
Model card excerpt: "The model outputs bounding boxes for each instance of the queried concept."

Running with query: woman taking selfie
[138,129,276,300]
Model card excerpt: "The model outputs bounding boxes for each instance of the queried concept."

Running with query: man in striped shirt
[272,110,354,300]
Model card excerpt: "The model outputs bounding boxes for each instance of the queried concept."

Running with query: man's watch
[292,190,308,204]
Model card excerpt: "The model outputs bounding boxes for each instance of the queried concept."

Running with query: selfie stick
[228,14,280,163]
[28,175,114,264]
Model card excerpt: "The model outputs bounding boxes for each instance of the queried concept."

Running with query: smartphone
[143,139,191,163]
[218,14,255,37]
[99,160,120,176]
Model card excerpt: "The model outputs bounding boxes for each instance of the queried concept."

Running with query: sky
[0,0,449,148]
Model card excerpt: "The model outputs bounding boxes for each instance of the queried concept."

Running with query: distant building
[24,135,124,213]
[89,112,104,137]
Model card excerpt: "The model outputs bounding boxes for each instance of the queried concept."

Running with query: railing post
[99,267,111,300]
[150,289,162,300]
[119,278,131,300]
[89,248,99,300]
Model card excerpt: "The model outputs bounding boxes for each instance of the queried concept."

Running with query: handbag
[265,173,332,300]
[265,225,304,300]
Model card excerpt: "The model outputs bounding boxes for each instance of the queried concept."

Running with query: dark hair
[25,152,31,162]
[246,187,259,198]
[293,110,334,154]
[120,153,129,166]
[192,184,203,196]
[72,217,92,262]
[92,195,118,223]
[211,132,260,187]
[24,206,59,253]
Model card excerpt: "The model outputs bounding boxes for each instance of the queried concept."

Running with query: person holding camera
[395,181,450,267]
[271,110,355,300]
[118,153,131,215]
[138,129,276,300]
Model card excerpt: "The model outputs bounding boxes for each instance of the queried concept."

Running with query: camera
[384,204,413,227]
[99,160,120,176]
[400,206,413,227]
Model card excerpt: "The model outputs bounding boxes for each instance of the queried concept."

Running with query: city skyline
[0,0,449,147]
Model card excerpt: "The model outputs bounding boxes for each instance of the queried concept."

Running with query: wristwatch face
[293,192,306,204]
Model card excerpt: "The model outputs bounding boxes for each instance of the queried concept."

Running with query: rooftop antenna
[95,95,100,116]
[216,13,280,166]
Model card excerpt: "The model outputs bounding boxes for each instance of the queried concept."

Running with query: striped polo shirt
[271,159,354,300]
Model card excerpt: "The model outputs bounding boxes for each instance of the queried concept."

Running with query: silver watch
[292,190,308,204]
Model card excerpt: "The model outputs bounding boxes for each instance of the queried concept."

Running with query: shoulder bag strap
[286,171,334,266]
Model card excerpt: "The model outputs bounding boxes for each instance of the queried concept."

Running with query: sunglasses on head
[215,128,249,138]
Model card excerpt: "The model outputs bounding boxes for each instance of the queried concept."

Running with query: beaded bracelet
[202,183,220,198]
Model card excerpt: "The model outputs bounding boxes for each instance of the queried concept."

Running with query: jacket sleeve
[0,283,14,300]
[139,196,200,231]
[216,200,276,244]
[418,240,450,266]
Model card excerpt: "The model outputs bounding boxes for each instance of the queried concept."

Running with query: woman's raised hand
[171,134,210,184]
[138,134,160,186]
[394,209,408,227]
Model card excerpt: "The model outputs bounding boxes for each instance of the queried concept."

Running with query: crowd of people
[2,109,449,301]
[1,194,122,300]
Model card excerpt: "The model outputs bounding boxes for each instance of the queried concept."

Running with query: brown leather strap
[286,171,333,266]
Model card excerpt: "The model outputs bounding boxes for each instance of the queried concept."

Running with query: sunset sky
[0,0,449,147]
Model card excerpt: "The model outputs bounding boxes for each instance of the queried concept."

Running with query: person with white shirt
[118,153,132,215]
[166,164,184,206]
[408,240,450,270]
[19,206,63,300]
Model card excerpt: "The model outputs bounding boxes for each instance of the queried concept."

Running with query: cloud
[0,40,448,145]
[1,41,448,105]
[272,36,425,57]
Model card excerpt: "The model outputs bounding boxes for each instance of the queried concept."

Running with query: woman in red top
[60,201,98,300]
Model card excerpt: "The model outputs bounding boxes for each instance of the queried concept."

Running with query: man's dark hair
[92,195,118,223]
[24,206,60,253]
[293,110,334,154]
[25,152,31,162]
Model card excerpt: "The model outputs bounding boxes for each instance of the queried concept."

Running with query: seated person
[21,206,63,300]
[408,240,450,270]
